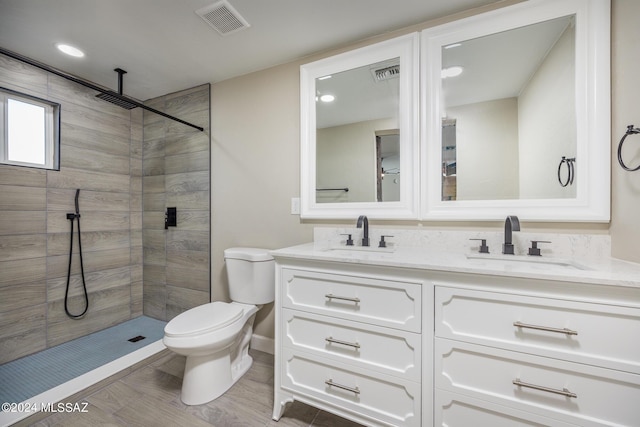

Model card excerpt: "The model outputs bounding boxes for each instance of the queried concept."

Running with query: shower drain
[127,335,146,343]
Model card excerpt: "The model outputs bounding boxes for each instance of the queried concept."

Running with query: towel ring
[558,156,575,187]
[617,125,640,172]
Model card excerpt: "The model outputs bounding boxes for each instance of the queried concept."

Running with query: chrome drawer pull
[325,336,361,349]
[513,378,577,398]
[325,379,360,395]
[513,321,578,336]
[325,294,360,304]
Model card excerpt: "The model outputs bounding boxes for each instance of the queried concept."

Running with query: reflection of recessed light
[444,43,462,49]
[320,94,335,102]
[441,66,463,78]
[56,43,85,58]
[318,75,332,80]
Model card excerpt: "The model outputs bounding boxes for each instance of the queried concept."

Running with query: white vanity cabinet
[270,243,640,427]
[434,286,640,426]
[272,260,428,427]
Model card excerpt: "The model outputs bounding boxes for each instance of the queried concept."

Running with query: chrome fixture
[502,215,520,255]
[356,215,369,247]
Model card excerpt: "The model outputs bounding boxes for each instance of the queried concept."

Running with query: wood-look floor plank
[29,350,365,427]
[85,380,144,415]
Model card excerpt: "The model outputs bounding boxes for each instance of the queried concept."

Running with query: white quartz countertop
[271,242,640,288]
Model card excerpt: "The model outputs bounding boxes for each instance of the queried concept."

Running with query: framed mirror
[300,33,419,219]
[421,0,610,221]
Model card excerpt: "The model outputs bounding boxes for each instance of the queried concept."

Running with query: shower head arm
[114,68,127,95]
[0,47,204,132]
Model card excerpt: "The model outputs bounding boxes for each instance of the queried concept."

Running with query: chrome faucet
[356,215,370,247]
[502,215,520,255]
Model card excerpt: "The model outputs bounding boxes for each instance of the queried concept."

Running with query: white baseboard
[250,334,274,355]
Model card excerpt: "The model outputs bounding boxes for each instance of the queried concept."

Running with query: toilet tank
[224,248,275,304]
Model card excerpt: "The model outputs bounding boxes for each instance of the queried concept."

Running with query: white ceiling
[0,0,499,101]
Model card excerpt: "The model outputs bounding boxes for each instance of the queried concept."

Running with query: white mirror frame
[300,33,419,219]
[420,0,610,222]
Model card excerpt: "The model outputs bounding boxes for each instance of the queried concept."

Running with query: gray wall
[142,85,211,321]
[0,54,144,364]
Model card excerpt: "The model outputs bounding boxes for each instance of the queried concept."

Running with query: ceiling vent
[196,0,250,36]
[372,64,400,82]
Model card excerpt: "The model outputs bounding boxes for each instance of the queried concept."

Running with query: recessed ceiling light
[441,66,463,79]
[320,94,335,102]
[56,43,85,58]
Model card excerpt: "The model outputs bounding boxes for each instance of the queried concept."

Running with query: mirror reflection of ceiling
[442,16,573,108]
[315,59,400,129]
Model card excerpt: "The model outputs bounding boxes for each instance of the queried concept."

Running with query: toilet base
[177,309,257,405]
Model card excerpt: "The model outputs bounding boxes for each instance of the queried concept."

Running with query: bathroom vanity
[271,240,640,427]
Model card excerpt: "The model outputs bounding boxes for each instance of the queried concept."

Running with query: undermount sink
[325,245,396,253]
[466,253,591,271]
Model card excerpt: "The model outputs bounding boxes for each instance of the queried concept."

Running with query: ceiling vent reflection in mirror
[371,62,400,82]
[196,0,250,36]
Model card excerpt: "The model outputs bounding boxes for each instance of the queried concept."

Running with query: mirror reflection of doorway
[442,119,457,200]
[376,130,400,202]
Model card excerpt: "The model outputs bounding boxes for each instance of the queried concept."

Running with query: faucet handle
[378,235,394,248]
[341,234,354,246]
[469,238,490,254]
[528,240,551,256]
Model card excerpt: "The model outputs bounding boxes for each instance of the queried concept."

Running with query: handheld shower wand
[64,189,89,319]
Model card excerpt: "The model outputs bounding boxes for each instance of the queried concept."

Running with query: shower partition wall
[142,84,211,321]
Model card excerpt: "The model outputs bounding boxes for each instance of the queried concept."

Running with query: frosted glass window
[0,87,60,170]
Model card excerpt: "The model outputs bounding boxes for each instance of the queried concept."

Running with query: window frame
[0,87,60,170]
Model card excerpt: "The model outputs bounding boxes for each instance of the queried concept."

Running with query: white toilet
[163,247,275,405]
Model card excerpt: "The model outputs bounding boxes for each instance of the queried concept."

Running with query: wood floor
[21,349,364,427]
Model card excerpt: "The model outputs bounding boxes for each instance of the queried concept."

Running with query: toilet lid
[164,302,244,337]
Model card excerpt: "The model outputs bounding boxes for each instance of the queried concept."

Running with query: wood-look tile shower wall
[0,55,143,364]
[0,54,211,364]
[142,85,211,321]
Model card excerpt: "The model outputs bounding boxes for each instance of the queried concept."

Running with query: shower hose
[64,189,89,319]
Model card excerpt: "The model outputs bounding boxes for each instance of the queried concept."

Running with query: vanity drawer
[435,390,578,427]
[436,338,640,427]
[281,347,421,427]
[281,268,421,332]
[282,308,421,380]
[435,287,640,374]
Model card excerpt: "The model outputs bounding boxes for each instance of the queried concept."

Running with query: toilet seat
[165,302,244,338]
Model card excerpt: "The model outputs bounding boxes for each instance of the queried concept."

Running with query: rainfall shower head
[95,68,139,109]
[96,91,138,109]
